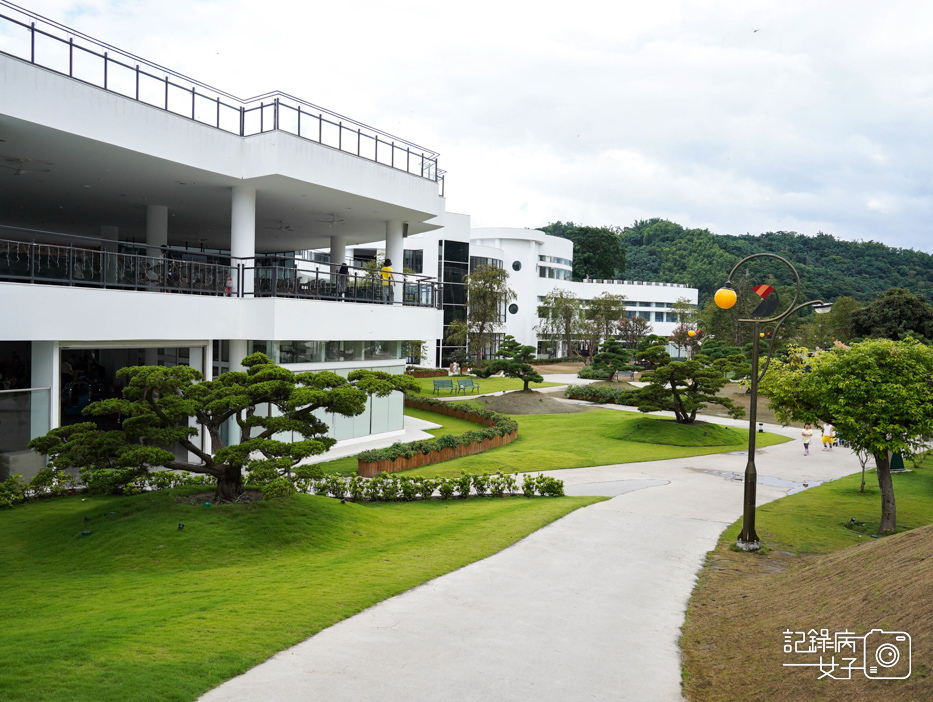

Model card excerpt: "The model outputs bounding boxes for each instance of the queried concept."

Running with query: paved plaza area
[200,413,859,702]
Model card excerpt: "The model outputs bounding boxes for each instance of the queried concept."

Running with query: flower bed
[357,396,519,476]
[405,367,449,378]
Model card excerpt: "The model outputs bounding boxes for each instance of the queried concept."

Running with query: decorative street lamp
[714,254,824,551]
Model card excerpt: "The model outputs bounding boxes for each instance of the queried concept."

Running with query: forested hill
[546,219,933,305]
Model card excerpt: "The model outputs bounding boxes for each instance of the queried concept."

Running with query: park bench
[456,378,481,394]
[433,379,455,395]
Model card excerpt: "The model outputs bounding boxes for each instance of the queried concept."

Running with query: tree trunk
[214,464,243,502]
[873,452,897,534]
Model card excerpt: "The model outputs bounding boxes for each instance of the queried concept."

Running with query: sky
[6,0,933,251]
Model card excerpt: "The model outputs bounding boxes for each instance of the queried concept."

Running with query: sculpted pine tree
[635,345,748,424]
[474,335,543,391]
[590,337,636,381]
[761,338,933,533]
[30,353,418,501]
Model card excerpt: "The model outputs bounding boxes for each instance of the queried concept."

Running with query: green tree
[29,354,418,501]
[536,288,583,358]
[851,288,933,341]
[760,338,933,533]
[457,264,516,364]
[578,292,628,364]
[541,222,626,281]
[635,351,748,424]
[617,315,652,350]
[474,335,543,391]
[590,337,635,381]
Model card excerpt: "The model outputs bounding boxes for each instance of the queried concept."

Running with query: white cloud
[11,0,933,252]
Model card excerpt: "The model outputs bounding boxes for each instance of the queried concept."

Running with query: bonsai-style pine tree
[475,335,543,392]
[29,353,418,501]
[590,337,636,381]
[635,347,748,424]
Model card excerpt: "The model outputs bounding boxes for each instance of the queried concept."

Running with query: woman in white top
[801,424,813,456]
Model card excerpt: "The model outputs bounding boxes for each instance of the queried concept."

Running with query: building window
[508,303,518,315]
[403,249,423,274]
[512,260,522,271]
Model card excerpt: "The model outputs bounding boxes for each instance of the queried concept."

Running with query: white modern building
[0,4,698,480]
[395,227,697,365]
[0,4,444,478]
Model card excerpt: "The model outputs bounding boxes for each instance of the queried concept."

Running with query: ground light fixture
[714,254,824,551]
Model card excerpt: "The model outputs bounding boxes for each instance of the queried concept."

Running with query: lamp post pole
[714,254,823,552]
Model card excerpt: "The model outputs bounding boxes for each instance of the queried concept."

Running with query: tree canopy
[29,354,417,500]
[541,222,626,281]
[760,338,933,533]
[850,287,933,342]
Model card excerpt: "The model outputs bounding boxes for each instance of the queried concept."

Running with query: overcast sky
[8,0,933,251]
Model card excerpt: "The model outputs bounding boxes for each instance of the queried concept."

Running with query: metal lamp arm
[757,299,824,381]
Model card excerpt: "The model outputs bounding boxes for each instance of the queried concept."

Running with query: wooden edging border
[357,399,518,477]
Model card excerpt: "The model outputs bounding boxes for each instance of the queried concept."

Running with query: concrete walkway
[200,418,859,702]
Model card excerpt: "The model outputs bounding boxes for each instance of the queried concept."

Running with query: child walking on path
[801,424,813,456]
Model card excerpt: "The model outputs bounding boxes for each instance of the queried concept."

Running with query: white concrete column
[231,185,256,295]
[386,220,404,304]
[187,346,205,463]
[229,339,248,372]
[100,226,119,283]
[146,205,168,257]
[330,235,347,267]
[31,341,57,436]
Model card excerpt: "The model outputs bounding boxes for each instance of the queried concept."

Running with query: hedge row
[357,397,519,473]
[0,468,212,506]
[530,356,578,365]
[565,384,640,405]
[265,470,564,501]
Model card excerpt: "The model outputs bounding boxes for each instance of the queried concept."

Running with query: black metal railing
[0,1,445,195]
[0,229,442,309]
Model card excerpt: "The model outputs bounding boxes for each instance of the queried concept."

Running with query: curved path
[200,416,859,702]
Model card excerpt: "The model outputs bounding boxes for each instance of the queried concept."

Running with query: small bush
[261,477,297,500]
[437,477,456,500]
[578,365,611,379]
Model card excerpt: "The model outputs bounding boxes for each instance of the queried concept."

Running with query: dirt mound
[479,390,590,415]
[533,362,585,375]
[682,524,933,701]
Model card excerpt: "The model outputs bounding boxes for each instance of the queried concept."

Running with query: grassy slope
[0,490,603,702]
[681,461,933,701]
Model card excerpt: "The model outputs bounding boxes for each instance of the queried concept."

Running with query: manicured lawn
[396,409,789,477]
[0,490,603,702]
[315,407,790,478]
[408,375,562,396]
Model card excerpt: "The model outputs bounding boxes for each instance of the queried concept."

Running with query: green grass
[408,375,561,396]
[400,409,790,477]
[0,489,603,702]
[719,458,933,554]
[315,408,790,478]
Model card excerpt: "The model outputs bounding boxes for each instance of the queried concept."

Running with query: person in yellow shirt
[380,258,395,303]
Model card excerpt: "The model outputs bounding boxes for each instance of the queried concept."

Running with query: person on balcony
[380,258,395,304]
[337,262,349,300]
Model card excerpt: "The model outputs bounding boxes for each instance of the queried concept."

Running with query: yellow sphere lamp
[687,330,696,338]
[714,284,737,309]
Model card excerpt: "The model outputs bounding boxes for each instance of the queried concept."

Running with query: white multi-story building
[396,227,697,365]
[0,5,444,478]
[0,5,698,480]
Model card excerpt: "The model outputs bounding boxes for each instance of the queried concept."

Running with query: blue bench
[433,379,455,395]
[456,378,481,394]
